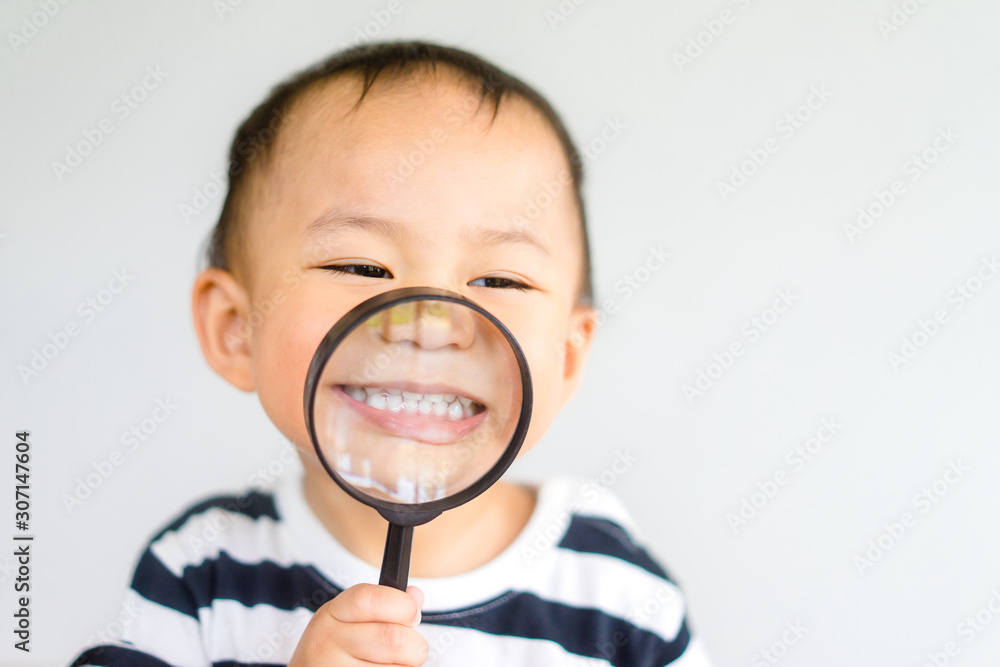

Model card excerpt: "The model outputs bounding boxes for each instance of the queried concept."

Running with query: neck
[301,462,536,578]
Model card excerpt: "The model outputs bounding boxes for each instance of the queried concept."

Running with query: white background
[2,1,999,665]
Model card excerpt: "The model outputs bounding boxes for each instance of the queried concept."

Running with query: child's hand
[289,583,427,666]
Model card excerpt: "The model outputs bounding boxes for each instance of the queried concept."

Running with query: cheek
[514,334,568,454]
[251,307,335,449]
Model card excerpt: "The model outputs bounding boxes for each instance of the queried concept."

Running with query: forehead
[248,70,582,259]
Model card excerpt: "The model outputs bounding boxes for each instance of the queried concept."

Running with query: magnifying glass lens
[311,295,524,507]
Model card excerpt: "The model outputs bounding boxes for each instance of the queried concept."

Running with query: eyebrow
[302,207,550,255]
[302,208,408,241]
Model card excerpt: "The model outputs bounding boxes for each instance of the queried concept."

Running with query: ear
[558,305,599,406]
[192,267,256,392]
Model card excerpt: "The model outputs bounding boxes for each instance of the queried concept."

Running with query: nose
[371,300,476,350]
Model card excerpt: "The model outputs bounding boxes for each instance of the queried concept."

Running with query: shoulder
[504,476,707,664]
[144,486,283,576]
[524,475,673,579]
[68,488,296,666]
[128,483,329,619]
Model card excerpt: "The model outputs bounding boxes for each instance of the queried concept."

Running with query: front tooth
[386,393,404,411]
[426,394,443,403]
[418,400,433,415]
[402,391,422,403]
[447,401,463,420]
[366,393,386,409]
[432,401,448,417]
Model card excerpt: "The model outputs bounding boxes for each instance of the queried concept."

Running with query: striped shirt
[70,472,712,666]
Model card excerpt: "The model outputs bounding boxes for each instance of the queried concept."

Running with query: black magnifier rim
[303,287,533,526]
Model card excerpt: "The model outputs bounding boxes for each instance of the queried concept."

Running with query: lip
[332,384,488,445]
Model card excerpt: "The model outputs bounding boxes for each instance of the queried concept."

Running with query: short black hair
[207,40,593,306]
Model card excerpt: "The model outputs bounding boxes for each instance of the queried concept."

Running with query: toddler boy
[71,41,712,666]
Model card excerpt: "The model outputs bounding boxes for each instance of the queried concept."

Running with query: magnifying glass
[303,287,532,590]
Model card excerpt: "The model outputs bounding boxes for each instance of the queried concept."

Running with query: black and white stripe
[69,475,712,667]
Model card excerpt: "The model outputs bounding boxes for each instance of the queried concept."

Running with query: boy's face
[198,73,595,476]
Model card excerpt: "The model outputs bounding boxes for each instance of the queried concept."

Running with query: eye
[321,264,393,279]
[468,276,531,291]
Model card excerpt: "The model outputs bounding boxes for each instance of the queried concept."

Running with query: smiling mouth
[341,385,485,421]
[334,384,488,444]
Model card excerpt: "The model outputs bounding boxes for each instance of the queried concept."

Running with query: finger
[406,586,424,626]
[329,584,421,626]
[338,620,429,665]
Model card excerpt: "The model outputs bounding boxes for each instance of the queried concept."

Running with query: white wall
[2,1,999,665]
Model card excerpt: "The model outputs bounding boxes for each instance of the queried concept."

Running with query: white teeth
[344,385,479,420]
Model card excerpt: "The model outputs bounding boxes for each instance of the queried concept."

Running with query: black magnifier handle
[378,523,414,591]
